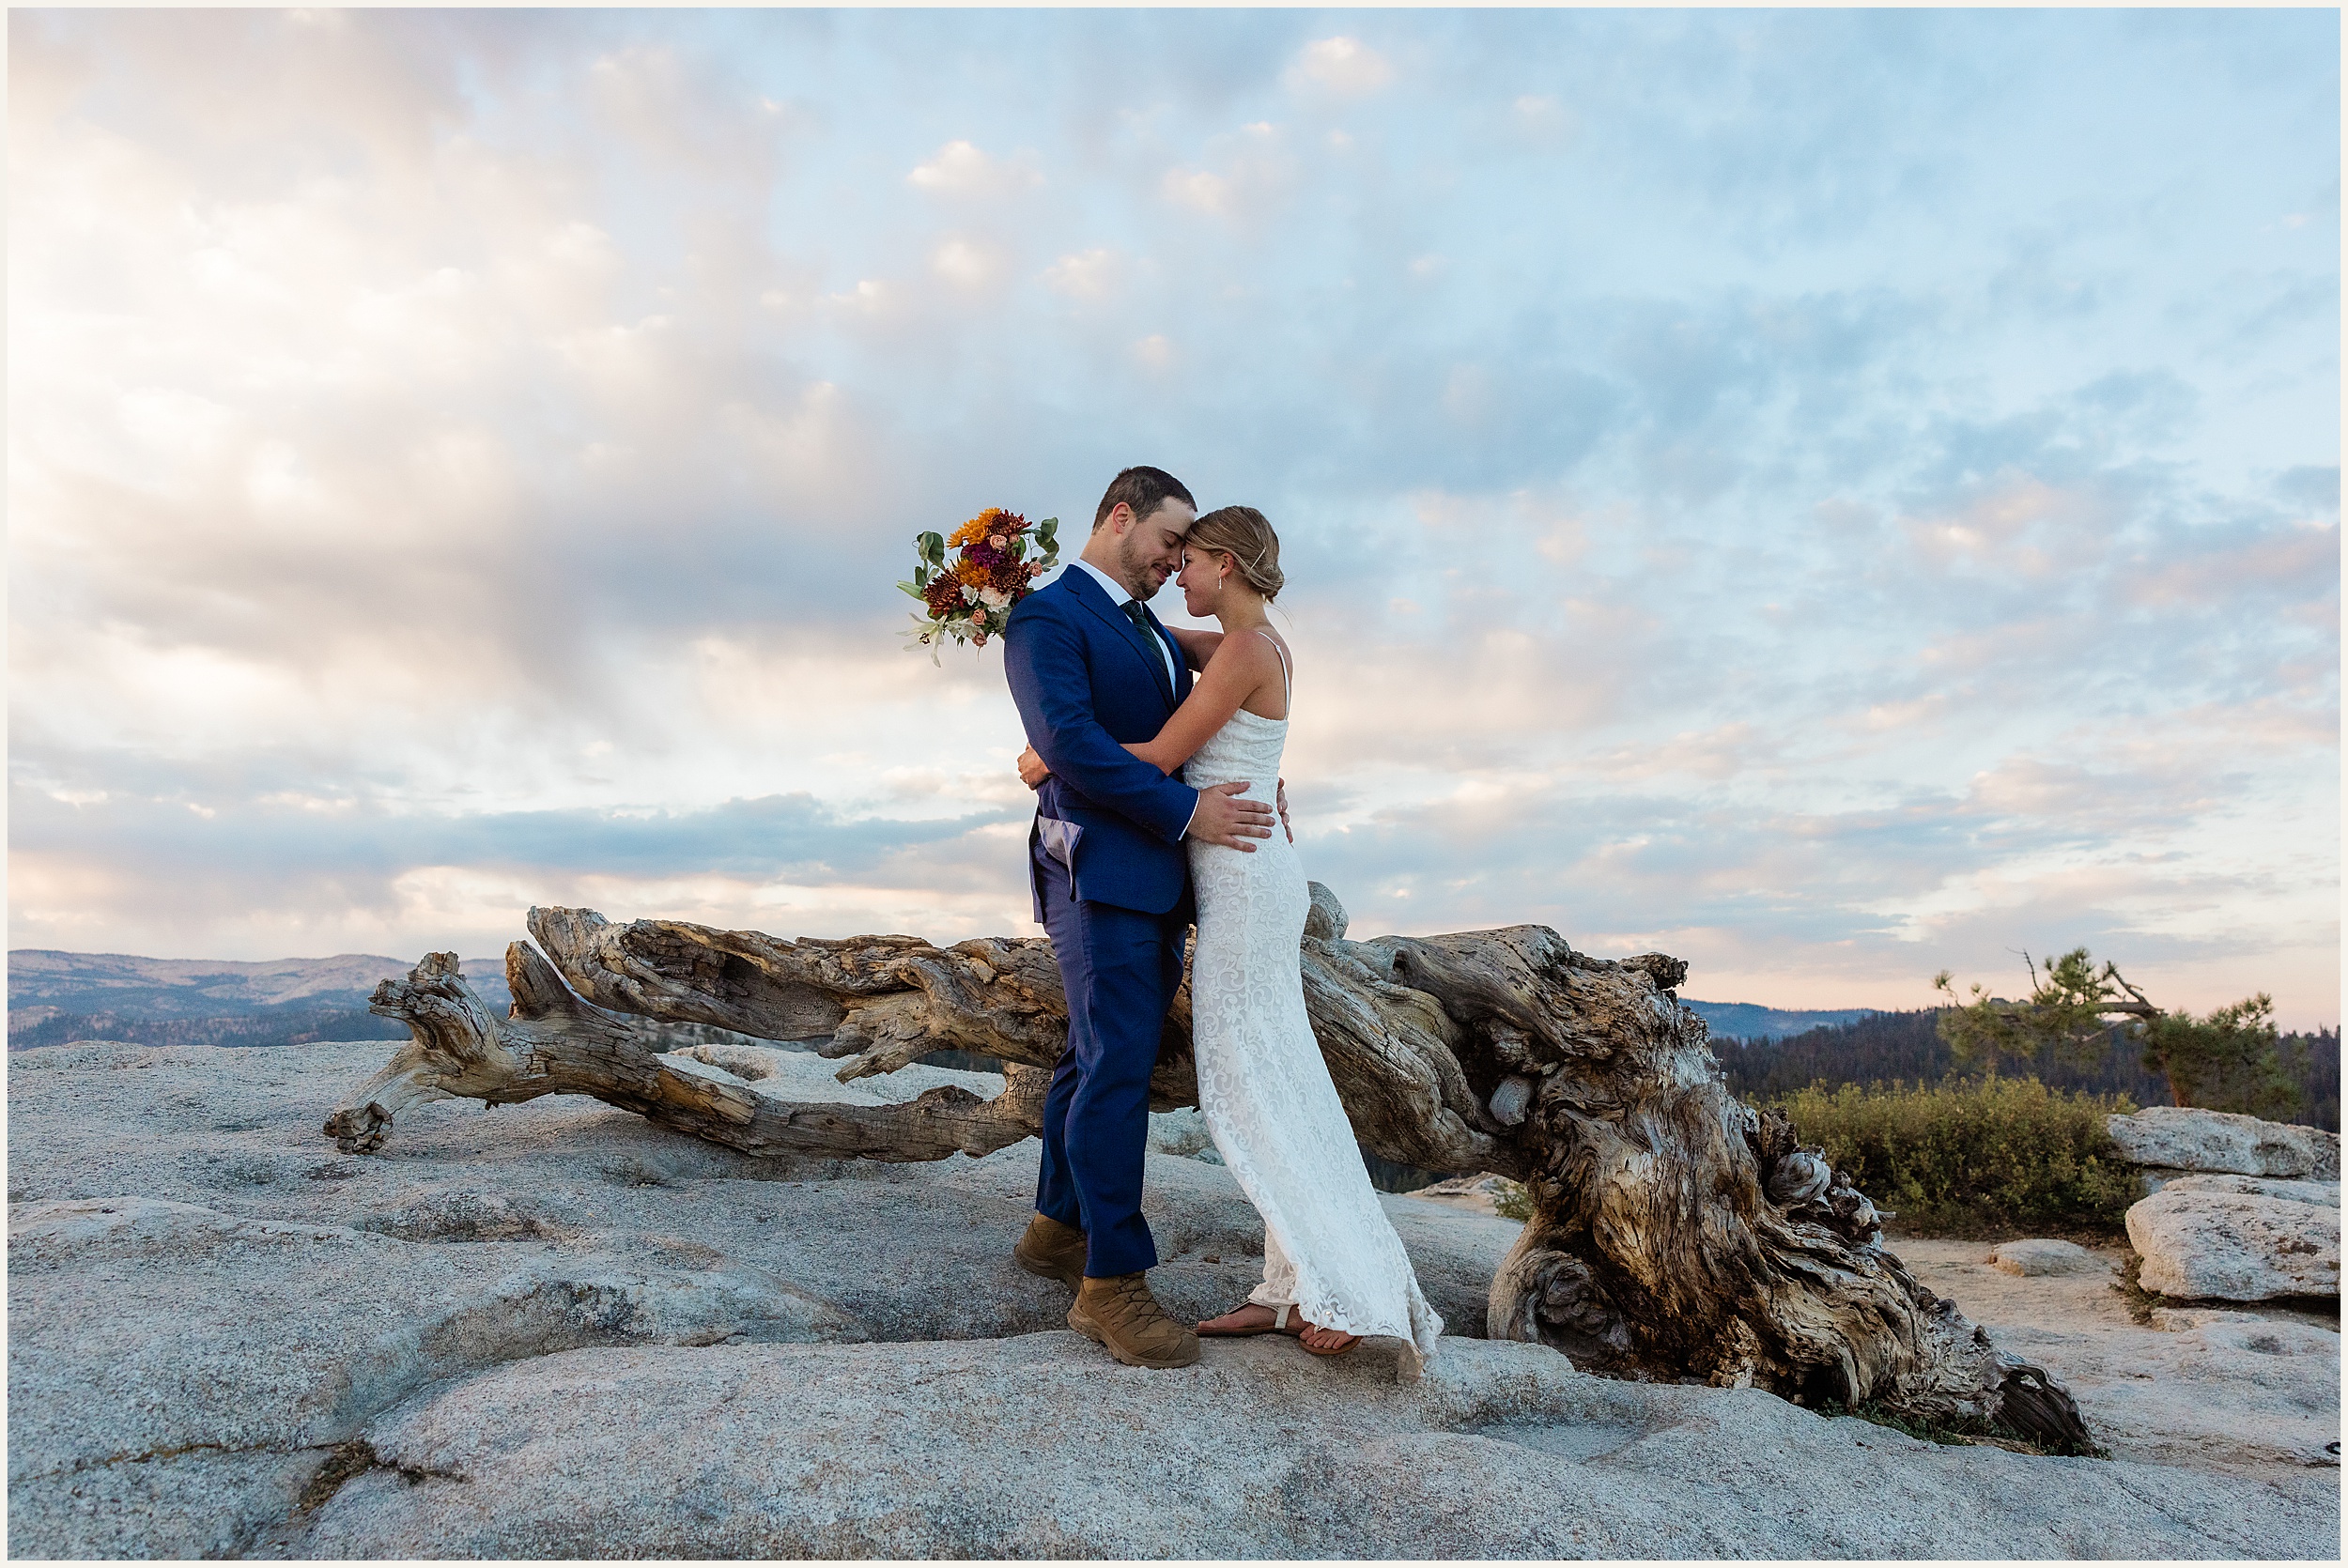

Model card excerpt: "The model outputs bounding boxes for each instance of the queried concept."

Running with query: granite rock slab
[9,1038,2341,1559]
[2125,1176,2341,1301]
[1988,1238,2109,1277]
[2107,1108,2340,1181]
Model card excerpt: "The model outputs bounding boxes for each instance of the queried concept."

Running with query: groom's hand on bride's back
[1189,781,1276,852]
[1015,747,1282,847]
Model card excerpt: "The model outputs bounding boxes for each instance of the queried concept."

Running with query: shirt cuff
[1178,794,1198,842]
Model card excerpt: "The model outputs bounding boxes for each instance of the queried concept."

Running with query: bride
[1021,503,1444,1376]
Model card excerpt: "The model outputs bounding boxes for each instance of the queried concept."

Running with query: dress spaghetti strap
[1257,629,1290,715]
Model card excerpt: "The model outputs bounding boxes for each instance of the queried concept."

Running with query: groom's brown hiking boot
[1012,1212,1087,1290]
[1067,1271,1202,1369]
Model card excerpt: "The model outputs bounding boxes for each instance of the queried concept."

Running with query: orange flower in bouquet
[901,507,1061,661]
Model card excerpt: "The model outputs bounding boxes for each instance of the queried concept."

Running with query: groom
[1001,465,1276,1370]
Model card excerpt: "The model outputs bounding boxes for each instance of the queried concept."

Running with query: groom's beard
[1115,540,1172,601]
[1099,526,1174,601]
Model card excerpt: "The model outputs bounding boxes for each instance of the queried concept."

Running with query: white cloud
[826,278,893,315]
[1512,93,1575,144]
[1285,36,1395,99]
[2121,518,2340,609]
[906,139,1042,199]
[928,237,1004,290]
[1042,246,1123,300]
[1157,122,1298,225]
[1900,476,2119,579]
[1161,167,1229,216]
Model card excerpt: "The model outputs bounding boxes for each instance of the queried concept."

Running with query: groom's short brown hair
[1093,466,1197,530]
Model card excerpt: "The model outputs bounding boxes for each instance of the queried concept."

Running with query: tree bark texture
[329,886,2091,1453]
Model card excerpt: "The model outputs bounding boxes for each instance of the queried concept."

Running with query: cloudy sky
[8,7,2339,1024]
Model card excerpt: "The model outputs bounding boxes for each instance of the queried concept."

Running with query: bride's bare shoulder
[1238,626,1293,684]
[1204,626,1284,673]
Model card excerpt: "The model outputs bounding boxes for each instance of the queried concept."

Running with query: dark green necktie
[1122,598,1174,702]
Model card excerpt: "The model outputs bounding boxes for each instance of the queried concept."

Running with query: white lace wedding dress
[1185,636,1444,1377]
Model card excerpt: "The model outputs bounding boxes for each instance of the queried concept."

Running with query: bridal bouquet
[901,507,1060,660]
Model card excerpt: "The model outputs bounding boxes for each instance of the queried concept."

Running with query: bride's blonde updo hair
[1185,504,1284,601]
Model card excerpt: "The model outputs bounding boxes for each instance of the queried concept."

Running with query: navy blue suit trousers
[1029,834,1192,1279]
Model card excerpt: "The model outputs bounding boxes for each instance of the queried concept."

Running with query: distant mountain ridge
[7,949,513,1051]
[1682,1000,1878,1043]
[8,949,512,1019]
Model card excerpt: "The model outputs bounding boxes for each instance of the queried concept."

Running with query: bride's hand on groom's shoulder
[1189,781,1276,852]
[1017,746,1050,790]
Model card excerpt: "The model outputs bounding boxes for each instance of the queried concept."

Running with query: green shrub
[1766,1076,2140,1237]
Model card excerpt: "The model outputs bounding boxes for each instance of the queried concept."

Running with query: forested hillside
[1717,1008,2340,1132]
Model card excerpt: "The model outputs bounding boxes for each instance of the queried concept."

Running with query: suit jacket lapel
[1064,569,1179,711]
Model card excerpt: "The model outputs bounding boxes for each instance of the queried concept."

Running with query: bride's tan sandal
[1198,1302,1359,1355]
[1196,1301,1301,1337]
[1299,1321,1362,1357]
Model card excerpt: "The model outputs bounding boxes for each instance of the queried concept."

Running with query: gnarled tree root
[329,886,2093,1454]
[325,946,1045,1162]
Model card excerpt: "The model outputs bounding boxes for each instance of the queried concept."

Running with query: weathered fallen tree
[327,884,2093,1453]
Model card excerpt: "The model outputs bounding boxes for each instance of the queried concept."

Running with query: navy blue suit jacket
[1003,567,1198,918]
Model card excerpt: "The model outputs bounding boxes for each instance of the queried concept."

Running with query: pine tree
[1933,948,2297,1117]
